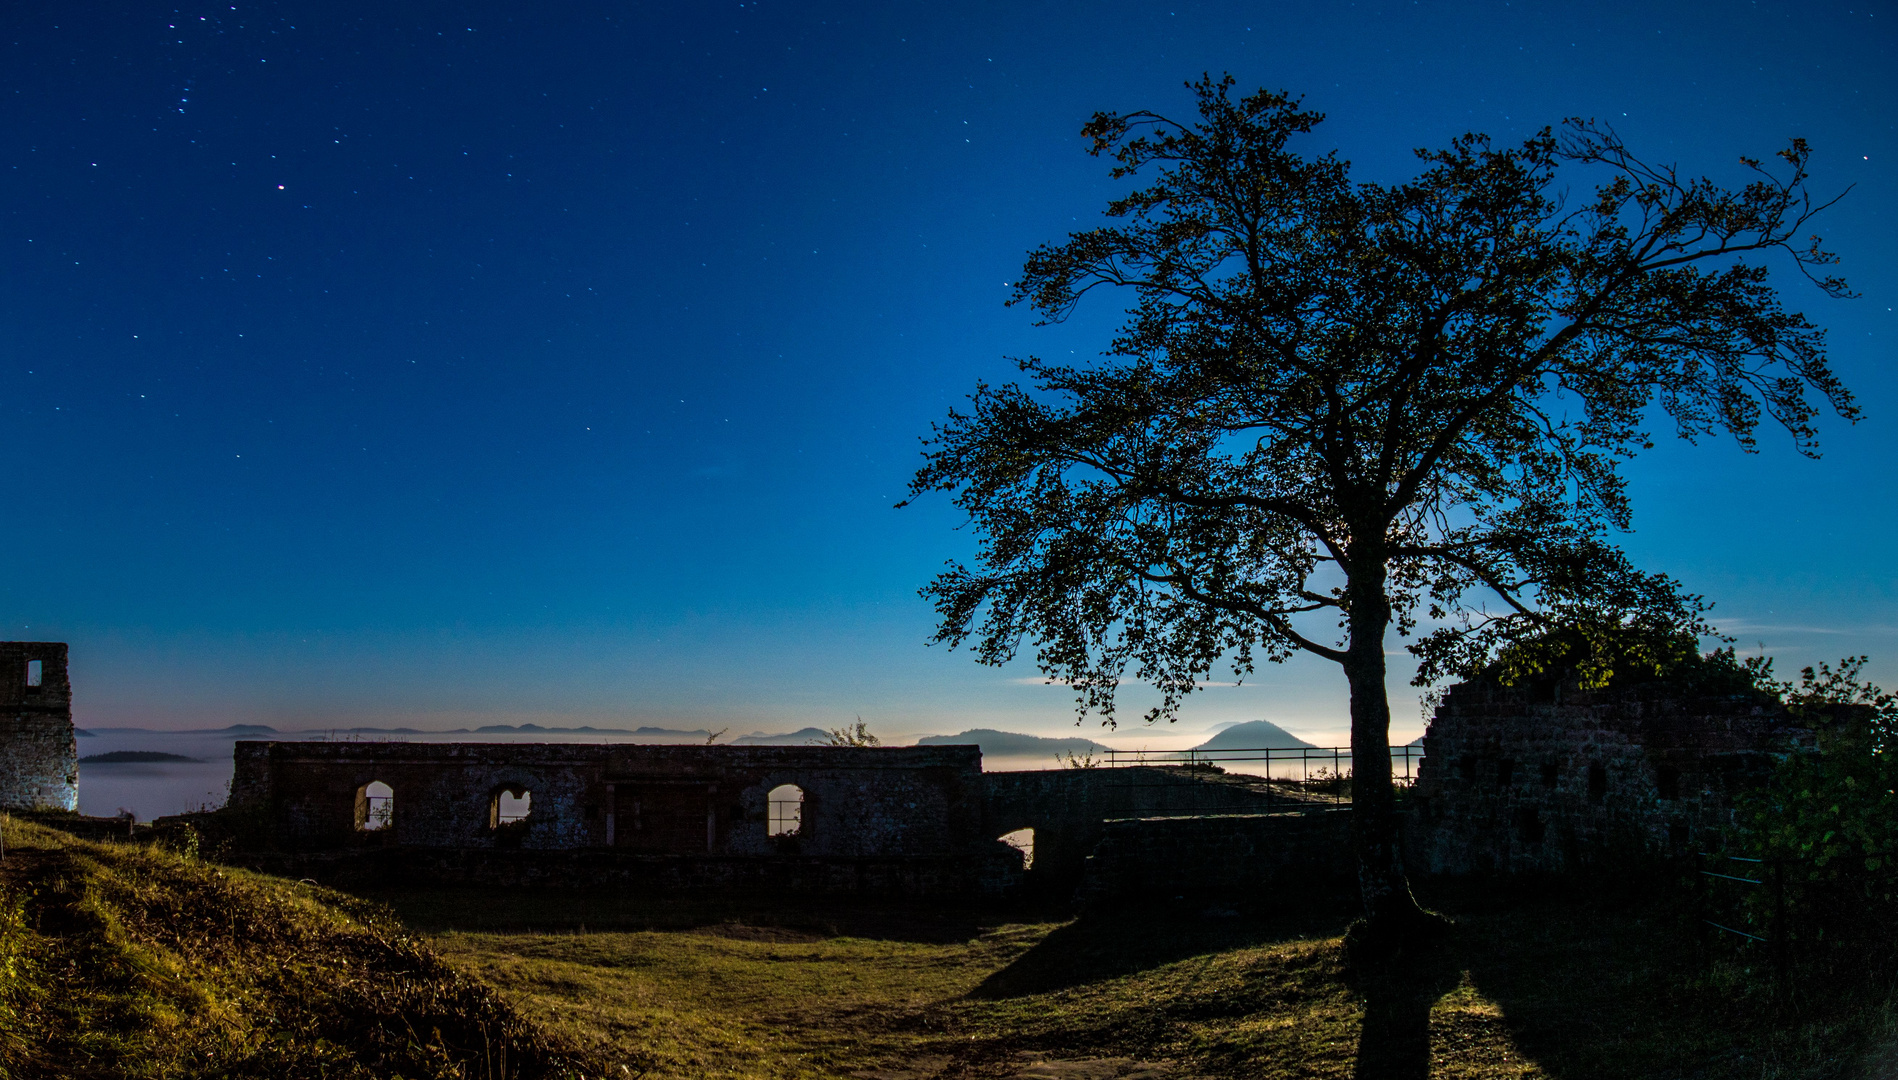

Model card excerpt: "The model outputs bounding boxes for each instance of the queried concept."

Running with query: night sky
[3,1,1892,743]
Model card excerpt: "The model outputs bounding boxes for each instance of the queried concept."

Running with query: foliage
[0,818,600,1079]
[1483,624,1767,695]
[821,718,882,747]
[909,74,1858,932]
[907,74,1854,730]
[1735,657,1898,963]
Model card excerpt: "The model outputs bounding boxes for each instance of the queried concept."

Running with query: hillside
[0,817,597,1079]
[730,727,832,745]
[915,729,1109,758]
[1191,720,1317,751]
[79,751,201,764]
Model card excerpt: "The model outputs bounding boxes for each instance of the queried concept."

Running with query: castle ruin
[2,637,1828,899]
[0,642,79,812]
[1410,675,1812,873]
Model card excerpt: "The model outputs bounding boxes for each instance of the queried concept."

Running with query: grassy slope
[0,818,598,1080]
[390,884,1891,1080]
[3,813,1885,1078]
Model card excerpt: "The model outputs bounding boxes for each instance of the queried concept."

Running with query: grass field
[6,810,1890,1079]
[0,817,592,1079]
[383,879,1896,1080]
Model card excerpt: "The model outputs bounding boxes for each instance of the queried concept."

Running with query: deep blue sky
[3,1,1892,742]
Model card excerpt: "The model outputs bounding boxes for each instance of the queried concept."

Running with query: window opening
[1655,766,1680,801]
[355,781,393,832]
[1587,762,1608,804]
[999,827,1035,870]
[490,787,531,828]
[1540,762,1559,788]
[1514,807,1545,844]
[767,784,803,837]
[25,660,41,687]
[1496,759,1515,787]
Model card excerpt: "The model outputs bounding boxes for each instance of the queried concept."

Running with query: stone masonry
[983,766,1306,890]
[1411,676,1813,874]
[219,741,1369,899]
[230,741,990,854]
[0,642,79,812]
[1075,810,1354,908]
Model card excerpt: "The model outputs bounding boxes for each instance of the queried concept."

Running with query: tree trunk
[1343,568,1430,946]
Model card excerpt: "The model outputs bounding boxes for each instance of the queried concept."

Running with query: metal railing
[1090,744,1425,817]
[1696,851,1792,997]
[1100,743,1423,776]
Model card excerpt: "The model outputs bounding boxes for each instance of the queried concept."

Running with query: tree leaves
[909,75,1855,725]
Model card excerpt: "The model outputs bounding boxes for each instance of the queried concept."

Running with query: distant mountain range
[72,723,718,739]
[82,724,282,737]
[730,727,832,746]
[70,723,1373,759]
[1191,720,1317,751]
[468,724,713,737]
[917,729,1109,758]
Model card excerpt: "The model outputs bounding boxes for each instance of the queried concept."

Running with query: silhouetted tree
[904,76,1857,941]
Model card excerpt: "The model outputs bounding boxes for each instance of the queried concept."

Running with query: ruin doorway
[767,784,803,837]
[489,787,532,828]
[354,781,393,832]
[998,827,1035,871]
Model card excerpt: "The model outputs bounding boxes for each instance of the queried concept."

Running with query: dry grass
[0,816,598,1079]
[8,811,1889,1078]
[384,880,1896,1080]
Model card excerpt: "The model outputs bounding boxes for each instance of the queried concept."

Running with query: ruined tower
[0,642,78,811]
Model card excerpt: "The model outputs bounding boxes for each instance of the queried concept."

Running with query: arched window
[489,786,532,829]
[998,827,1035,870]
[767,784,803,837]
[355,781,394,832]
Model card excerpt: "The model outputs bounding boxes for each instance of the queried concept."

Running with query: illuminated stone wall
[0,642,78,812]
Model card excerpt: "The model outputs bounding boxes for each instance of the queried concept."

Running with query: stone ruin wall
[225,741,1359,899]
[230,740,993,850]
[225,741,1021,896]
[983,766,1302,890]
[1411,677,1813,874]
[1076,810,1354,909]
[0,642,78,812]
[15,634,1819,895]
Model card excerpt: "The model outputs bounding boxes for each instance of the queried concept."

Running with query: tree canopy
[906,76,1856,934]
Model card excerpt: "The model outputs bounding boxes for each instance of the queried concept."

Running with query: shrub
[1733,657,1898,969]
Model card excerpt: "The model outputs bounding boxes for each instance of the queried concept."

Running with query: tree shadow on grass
[969,894,1356,999]
[1442,884,1750,1079]
[1349,931,1466,1080]
[1413,874,1859,1080]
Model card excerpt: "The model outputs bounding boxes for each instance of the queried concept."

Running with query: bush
[1733,657,1898,970]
